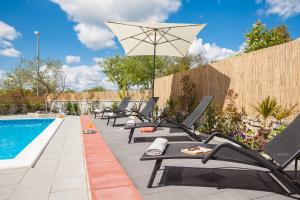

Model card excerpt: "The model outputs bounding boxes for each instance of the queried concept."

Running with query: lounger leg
[128,128,135,143]
[94,112,96,119]
[295,158,298,180]
[107,117,110,126]
[101,112,104,119]
[113,118,116,127]
[147,159,162,188]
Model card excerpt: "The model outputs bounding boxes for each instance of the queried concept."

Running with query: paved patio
[93,117,299,200]
[0,116,89,200]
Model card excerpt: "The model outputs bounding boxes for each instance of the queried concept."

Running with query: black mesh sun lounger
[140,114,300,194]
[107,97,159,127]
[125,96,214,144]
[94,97,130,119]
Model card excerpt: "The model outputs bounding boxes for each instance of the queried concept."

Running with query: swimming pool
[0,118,63,169]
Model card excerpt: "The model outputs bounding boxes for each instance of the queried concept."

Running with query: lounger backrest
[117,97,130,111]
[181,96,214,128]
[263,114,300,167]
[140,97,159,117]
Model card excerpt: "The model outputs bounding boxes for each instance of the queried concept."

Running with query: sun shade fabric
[105,21,206,57]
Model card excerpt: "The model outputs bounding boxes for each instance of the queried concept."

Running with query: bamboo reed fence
[154,39,300,117]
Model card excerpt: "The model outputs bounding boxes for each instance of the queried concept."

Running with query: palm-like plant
[253,96,281,128]
[273,104,297,122]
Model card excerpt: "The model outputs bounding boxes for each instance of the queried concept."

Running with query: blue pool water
[0,119,54,159]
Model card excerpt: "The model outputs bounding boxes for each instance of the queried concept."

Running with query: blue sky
[1,0,300,90]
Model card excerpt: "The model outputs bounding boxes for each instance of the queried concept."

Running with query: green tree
[83,86,106,92]
[37,59,66,111]
[101,54,204,94]
[2,61,34,98]
[244,21,292,53]
[101,55,166,91]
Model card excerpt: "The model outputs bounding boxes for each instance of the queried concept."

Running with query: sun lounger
[94,97,130,119]
[140,114,300,194]
[107,97,159,127]
[125,96,214,143]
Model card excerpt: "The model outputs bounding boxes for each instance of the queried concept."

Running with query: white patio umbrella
[105,21,206,96]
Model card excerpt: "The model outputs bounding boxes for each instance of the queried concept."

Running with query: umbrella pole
[151,29,157,97]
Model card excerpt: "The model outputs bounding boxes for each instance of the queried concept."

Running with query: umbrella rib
[130,36,153,45]
[107,21,203,30]
[156,27,171,44]
[157,30,186,57]
[120,29,153,42]
[126,34,152,55]
[158,29,192,44]
[139,27,154,44]
[157,38,180,45]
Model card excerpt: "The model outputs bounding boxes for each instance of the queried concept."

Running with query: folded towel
[127,119,135,125]
[107,112,115,116]
[129,116,136,120]
[140,127,155,132]
[94,109,103,113]
[146,138,168,156]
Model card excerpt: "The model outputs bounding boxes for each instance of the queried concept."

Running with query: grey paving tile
[252,193,297,199]
[142,188,195,200]
[93,118,293,200]
[0,184,16,200]
[0,173,24,186]
[48,188,88,200]
[194,190,249,200]
[51,176,86,192]
[9,186,50,200]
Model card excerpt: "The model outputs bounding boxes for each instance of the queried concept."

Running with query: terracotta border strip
[80,115,142,200]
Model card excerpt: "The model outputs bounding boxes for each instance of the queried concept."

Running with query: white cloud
[189,38,236,63]
[0,47,21,57]
[74,23,115,50]
[65,55,81,64]
[62,64,116,91]
[0,21,21,57]
[51,0,181,50]
[0,21,20,40]
[257,0,300,18]
[0,70,6,87]
[93,57,104,64]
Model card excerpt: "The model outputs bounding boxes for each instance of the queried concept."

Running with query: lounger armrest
[202,142,262,164]
[155,118,180,129]
[204,132,250,149]
[153,116,166,122]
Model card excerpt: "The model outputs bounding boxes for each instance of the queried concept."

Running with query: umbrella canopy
[105,21,206,96]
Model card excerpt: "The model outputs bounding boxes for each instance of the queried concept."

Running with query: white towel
[94,109,103,113]
[146,138,168,156]
[127,119,135,125]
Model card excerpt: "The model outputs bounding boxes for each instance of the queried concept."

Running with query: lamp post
[34,31,40,97]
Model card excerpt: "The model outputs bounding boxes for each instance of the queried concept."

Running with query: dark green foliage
[73,102,79,115]
[244,20,292,53]
[65,102,74,115]
[111,102,118,111]
[161,75,196,123]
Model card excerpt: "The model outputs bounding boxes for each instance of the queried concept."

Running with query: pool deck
[0,116,89,200]
[92,116,299,200]
[0,115,299,200]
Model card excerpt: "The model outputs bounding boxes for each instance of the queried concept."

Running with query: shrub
[198,89,244,135]
[0,103,10,114]
[178,75,196,113]
[111,102,118,111]
[73,102,79,115]
[65,101,74,115]
[218,90,245,135]
[198,105,220,133]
